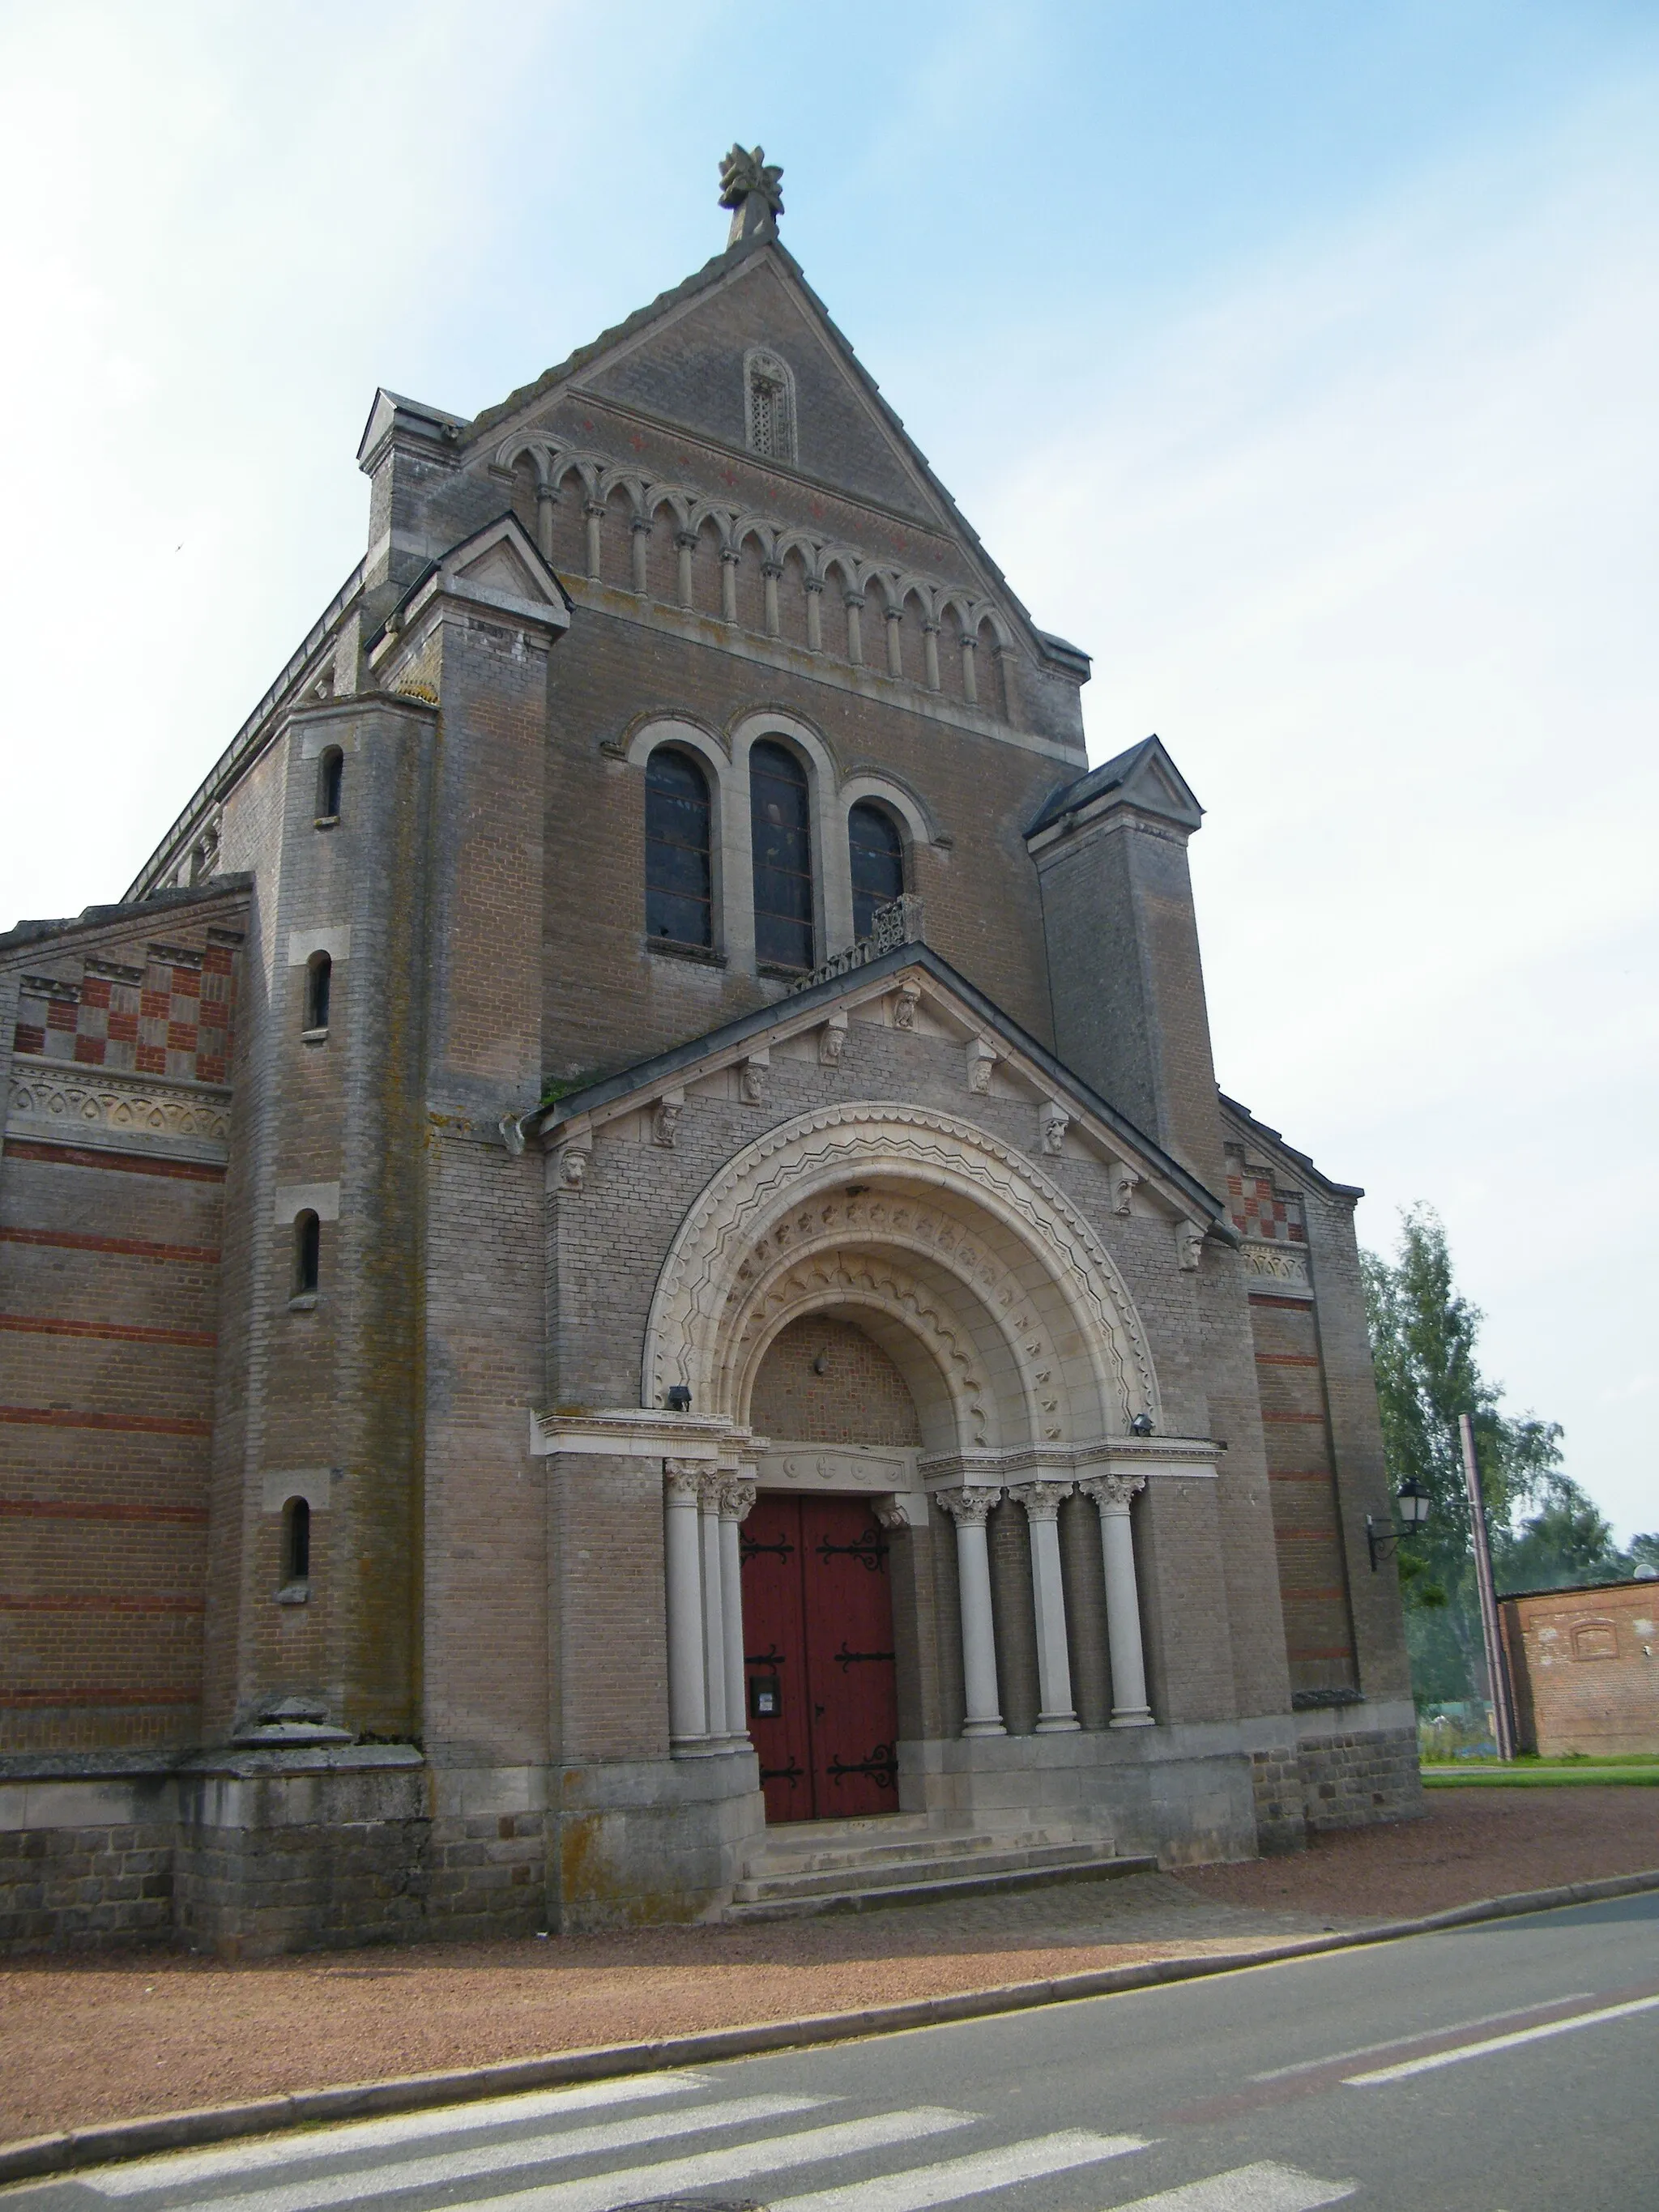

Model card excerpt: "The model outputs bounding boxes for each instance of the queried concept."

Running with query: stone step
[742,1828,1036,1877]
[731,1836,1122,1903]
[725,1848,1160,1921]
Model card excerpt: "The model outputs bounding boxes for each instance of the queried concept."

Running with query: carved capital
[663,1461,704,1505]
[966,1038,996,1095]
[718,1478,757,1522]
[933,1485,1000,1528]
[873,1499,911,1531]
[653,1091,684,1148]
[1007,1479,1073,1523]
[695,1468,727,1510]
[1038,1102,1068,1156]
[1078,1473,1146,1515]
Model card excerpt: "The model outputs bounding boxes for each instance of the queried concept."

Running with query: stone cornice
[530,1408,767,1461]
[919,1435,1220,1487]
[6,1059,232,1164]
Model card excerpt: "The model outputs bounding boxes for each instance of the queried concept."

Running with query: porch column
[718,1477,757,1747]
[1007,1481,1080,1731]
[663,1460,707,1750]
[934,1487,1005,1737]
[697,1471,728,1741]
[1078,1472,1154,1726]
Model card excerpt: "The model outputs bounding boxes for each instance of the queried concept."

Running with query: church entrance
[741,1494,899,1822]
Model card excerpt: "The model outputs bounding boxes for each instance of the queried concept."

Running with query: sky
[1,1,1653,1538]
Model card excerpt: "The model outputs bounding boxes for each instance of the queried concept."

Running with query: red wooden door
[742,1495,899,1822]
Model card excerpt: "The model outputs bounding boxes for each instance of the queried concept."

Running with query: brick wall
[750,1315,922,1445]
[1503,1582,1659,1756]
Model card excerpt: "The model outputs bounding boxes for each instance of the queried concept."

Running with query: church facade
[0,152,1420,1954]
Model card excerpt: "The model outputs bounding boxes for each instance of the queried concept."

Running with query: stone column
[761,560,783,637]
[697,1472,728,1741]
[676,530,697,608]
[535,482,557,563]
[663,1460,707,1750]
[718,1477,757,1746]
[845,592,865,666]
[630,517,651,596]
[1079,1473,1154,1726]
[721,548,740,624]
[885,605,904,677]
[922,620,941,692]
[1007,1481,1080,1731]
[583,500,603,579]
[934,1488,1005,1737]
[804,575,823,652]
[960,633,979,706]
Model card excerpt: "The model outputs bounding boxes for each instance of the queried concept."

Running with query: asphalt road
[10,1893,1657,2212]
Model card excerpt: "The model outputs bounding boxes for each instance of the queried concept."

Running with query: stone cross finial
[719,144,784,244]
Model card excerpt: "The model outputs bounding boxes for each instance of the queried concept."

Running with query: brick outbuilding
[0,151,1421,1953]
[1502,1580,1659,1758]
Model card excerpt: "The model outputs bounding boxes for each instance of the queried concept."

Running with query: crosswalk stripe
[1101,2163,1357,2211]
[768,2128,1154,2212]
[449,2106,979,2212]
[118,2092,832,2212]
[1344,1990,1659,2083]
[93,2073,713,2196]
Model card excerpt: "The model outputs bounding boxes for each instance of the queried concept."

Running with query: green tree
[1495,1482,1623,1592]
[1361,1206,1567,1705]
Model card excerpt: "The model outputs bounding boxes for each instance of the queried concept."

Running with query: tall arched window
[745,350,796,463]
[645,748,713,948]
[849,802,905,940]
[304,951,331,1033]
[750,740,813,970]
[316,746,343,822]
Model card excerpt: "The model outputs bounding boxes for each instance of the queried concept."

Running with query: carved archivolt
[642,1102,1159,1442]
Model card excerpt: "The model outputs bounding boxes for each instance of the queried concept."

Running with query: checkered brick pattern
[1226,1144,1307,1243]
[11,936,236,1085]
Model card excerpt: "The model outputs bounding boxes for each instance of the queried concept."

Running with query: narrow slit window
[316,747,343,821]
[751,739,813,970]
[745,351,795,464]
[645,748,713,948]
[304,951,331,1033]
[292,1211,320,1298]
[849,802,905,941]
[283,1497,311,1584]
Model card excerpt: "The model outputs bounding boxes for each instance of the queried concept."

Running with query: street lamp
[1367,1477,1432,1571]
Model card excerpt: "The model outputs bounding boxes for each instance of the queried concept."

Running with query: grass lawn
[1421,1758,1659,1787]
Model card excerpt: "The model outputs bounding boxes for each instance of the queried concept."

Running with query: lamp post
[1366,1477,1432,1571]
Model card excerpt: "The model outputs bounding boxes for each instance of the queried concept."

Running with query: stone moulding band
[6,1064,232,1161]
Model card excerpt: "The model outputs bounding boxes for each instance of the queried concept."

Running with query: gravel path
[3,1787,1655,2148]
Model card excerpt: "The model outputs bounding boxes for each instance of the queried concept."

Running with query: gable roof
[1027,735,1204,841]
[528,937,1230,1230]
[463,228,1087,677]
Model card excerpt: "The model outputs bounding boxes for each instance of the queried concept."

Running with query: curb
[4,1865,1657,2189]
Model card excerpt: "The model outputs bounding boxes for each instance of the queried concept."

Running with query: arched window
[849,802,905,940]
[282,1497,311,1586]
[292,1211,320,1300]
[304,951,331,1033]
[316,746,343,822]
[745,349,796,464]
[750,739,813,970]
[644,748,713,948]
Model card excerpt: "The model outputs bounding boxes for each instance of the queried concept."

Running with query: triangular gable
[524,940,1228,1230]
[465,234,1072,671]
[374,513,574,653]
[1027,736,1205,842]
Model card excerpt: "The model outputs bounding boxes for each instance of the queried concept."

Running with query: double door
[740,1494,900,1822]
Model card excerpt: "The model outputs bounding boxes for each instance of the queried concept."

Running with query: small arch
[750,738,814,970]
[292,1210,321,1300]
[744,347,797,464]
[645,746,714,950]
[848,799,906,940]
[315,745,343,823]
[303,950,331,1034]
[281,1496,311,1586]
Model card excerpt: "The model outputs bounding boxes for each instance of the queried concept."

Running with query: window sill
[313,815,339,831]
[275,1580,311,1607]
[646,938,726,968]
[301,1027,330,1046]
[757,960,812,981]
[287,1293,319,1313]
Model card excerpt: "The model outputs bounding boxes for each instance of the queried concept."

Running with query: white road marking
[1248,1994,1596,2079]
[767,2129,1154,2212]
[111,2092,832,2212]
[1345,1990,1659,2083]
[1103,2164,1357,2211]
[451,2108,980,2212]
[92,2073,712,2193]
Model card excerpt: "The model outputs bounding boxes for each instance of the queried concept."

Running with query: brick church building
[1,151,1420,1953]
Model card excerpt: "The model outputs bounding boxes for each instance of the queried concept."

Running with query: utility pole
[1460,1412,1516,1761]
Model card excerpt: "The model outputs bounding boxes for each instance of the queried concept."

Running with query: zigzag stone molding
[642,1102,1158,1438]
[6,1065,232,1163]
